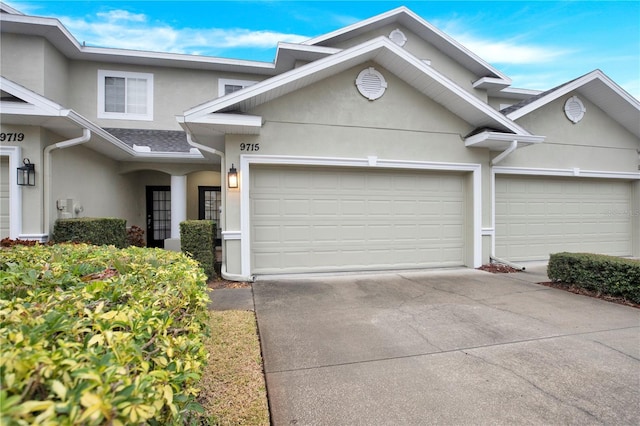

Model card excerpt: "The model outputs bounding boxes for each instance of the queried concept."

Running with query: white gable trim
[506,70,640,138]
[303,6,510,83]
[183,37,531,136]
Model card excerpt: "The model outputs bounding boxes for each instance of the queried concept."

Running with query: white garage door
[496,176,633,261]
[250,166,467,274]
[0,157,9,239]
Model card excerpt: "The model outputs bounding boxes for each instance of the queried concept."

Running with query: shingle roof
[104,128,192,153]
[499,75,582,116]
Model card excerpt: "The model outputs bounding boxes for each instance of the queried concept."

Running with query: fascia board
[303,6,508,81]
[0,77,65,116]
[192,113,262,127]
[185,37,529,136]
[507,70,640,121]
[183,38,385,118]
[465,131,545,147]
[1,14,275,74]
[63,110,137,156]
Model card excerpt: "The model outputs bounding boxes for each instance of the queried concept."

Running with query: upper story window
[98,70,153,121]
[218,78,257,97]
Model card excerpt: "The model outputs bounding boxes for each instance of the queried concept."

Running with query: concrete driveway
[253,266,640,425]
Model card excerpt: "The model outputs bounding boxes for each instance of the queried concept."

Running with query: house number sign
[240,143,260,151]
[0,132,25,142]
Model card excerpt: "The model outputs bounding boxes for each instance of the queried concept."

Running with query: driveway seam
[264,325,640,374]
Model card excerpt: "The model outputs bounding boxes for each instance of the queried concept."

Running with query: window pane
[127,78,148,114]
[224,84,244,95]
[105,77,125,112]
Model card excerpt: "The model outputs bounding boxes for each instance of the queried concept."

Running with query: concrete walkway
[253,266,640,425]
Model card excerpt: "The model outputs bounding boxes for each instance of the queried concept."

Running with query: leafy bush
[548,252,640,303]
[53,218,127,248]
[0,244,210,425]
[126,225,146,247]
[180,220,216,280]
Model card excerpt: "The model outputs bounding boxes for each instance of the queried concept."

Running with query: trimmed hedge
[180,220,216,280]
[53,218,127,248]
[548,252,640,303]
[0,244,210,425]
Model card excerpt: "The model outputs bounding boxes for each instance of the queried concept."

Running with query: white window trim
[97,70,154,121]
[236,155,483,278]
[218,78,258,97]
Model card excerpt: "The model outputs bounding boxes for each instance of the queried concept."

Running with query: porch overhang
[464,131,545,151]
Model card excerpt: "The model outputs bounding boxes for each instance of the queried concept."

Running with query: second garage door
[495,175,633,261]
[250,166,468,274]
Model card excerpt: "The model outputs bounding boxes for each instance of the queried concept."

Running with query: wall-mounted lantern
[17,158,35,186]
[227,163,238,189]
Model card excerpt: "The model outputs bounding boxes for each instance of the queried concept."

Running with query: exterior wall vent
[389,29,407,46]
[356,67,387,101]
[564,95,586,123]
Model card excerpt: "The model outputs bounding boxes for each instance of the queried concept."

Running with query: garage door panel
[251,166,467,274]
[496,176,632,261]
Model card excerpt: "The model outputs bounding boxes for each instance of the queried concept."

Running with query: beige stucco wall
[327,24,487,101]
[43,39,70,105]
[0,34,46,95]
[50,144,140,232]
[504,94,639,171]
[221,62,494,274]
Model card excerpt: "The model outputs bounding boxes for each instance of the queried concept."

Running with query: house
[1,4,638,281]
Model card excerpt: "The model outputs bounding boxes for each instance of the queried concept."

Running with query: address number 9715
[240,143,259,151]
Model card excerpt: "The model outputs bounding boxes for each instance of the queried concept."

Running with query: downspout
[43,128,91,239]
[185,132,251,282]
[490,139,526,271]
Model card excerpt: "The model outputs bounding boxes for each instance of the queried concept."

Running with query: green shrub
[180,220,216,280]
[52,218,127,248]
[548,252,640,303]
[0,244,210,425]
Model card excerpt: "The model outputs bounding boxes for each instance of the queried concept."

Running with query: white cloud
[58,9,308,55]
[456,35,570,65]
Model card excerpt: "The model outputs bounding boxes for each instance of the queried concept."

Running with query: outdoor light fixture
[228,163,238,189]
[17,158,35,186]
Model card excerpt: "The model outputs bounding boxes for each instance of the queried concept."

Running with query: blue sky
[6,1,640,98]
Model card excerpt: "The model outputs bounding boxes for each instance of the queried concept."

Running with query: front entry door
[146,186,171,248]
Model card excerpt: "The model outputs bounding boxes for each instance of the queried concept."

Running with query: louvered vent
[564,96,586,123]
[389,29,407,46]
[356,67,387,101]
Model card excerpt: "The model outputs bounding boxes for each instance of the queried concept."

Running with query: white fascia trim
[275,42,341,57]
[238,154,483,276]
[507,70,640,121]
[185,37,530,136]
[0,146,22,239]
[302,6,508,82]
[472,77,512,90]
[193,113,263,127]
[465,131,545,147]
[0,77,66,116]
[63,110,137,156]
[493,166,640,180]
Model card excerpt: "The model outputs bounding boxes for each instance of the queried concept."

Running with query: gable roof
[0,77,206,162]
[303,6,511,87]
[504,70,640,138]
[181,36,533,140]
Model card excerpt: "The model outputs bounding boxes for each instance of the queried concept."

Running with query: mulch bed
[537,281,639,309]
[207,278,251,290]
[477,263,521,273]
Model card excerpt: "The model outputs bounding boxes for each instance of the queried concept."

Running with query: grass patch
[198,310,269,425]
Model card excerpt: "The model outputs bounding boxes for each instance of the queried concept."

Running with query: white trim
[0,146,22,239]
[222,230,241,240]
[493,166,640,180]
[17,233,48,242]
[218,78,258,97]
[239,154,483,276]
[490,166,640,258]
[97,70,154,121]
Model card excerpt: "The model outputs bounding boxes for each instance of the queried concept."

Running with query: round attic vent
[564,96,586,123]
[389,29,407,46]
[356,67,387,101]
